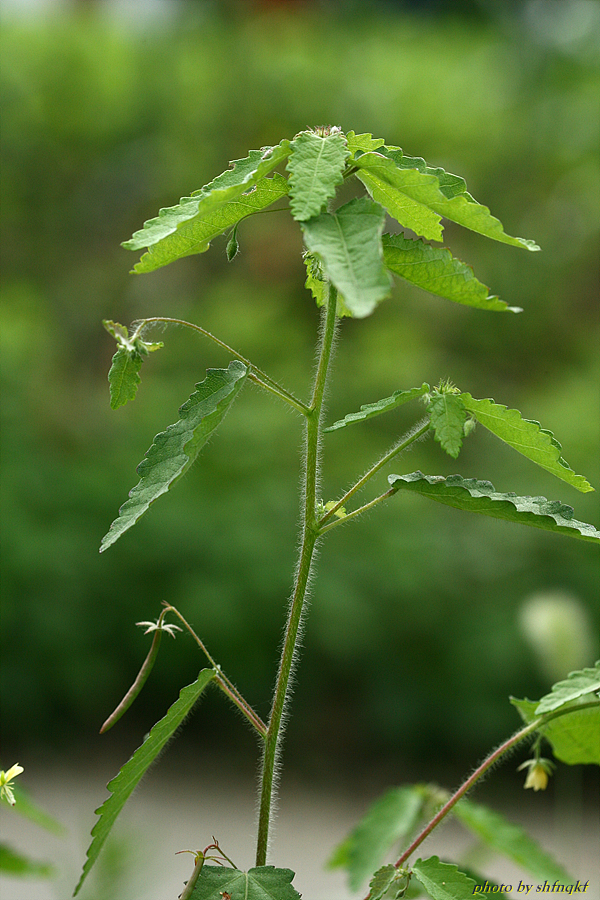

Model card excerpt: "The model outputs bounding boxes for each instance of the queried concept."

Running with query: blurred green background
[1,0,599,791]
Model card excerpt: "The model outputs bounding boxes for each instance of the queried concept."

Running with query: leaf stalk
[136,317,310,415]
[162,604,267,738]
[318,419,430,528]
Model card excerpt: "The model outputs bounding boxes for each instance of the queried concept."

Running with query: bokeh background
[1,0,599,897]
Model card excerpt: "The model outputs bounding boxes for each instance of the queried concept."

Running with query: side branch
[162,604,267,738]
[319,419,430,527]
[136,317,310,416]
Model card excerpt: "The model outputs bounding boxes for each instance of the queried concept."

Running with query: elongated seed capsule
[100,628,163,733]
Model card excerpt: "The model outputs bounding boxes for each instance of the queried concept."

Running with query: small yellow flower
[517,757,554,791]
[0,763,24,806]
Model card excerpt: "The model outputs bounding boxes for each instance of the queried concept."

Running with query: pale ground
[1,756,598,900]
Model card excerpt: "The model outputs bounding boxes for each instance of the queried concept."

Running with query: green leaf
[325,384,430,433]
[302,197,392,317]
[453,799,572,883]
[107,347,143,409]
[189,864,301,900]
[124,142,290,252]
[10,785,66,834]
[535,662,600,715]
[0,843,54,878]
[103,319,163,409]
[460,395,594,493]
[328,785,426,891]
[388,473,600,543]
[355,148,540,250]
[412,856,486,899]
[100,360,248,551]
[428,393,467,459]
[346,130,386,157]
[382,233,521,313]
[355,153,444,241]
[368,864,411,900]
[511,697,600,766]
[75,668,215,896]
[287,128,349,221]
[132,174,289,273]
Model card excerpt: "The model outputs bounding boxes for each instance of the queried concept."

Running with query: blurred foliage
[1,0,598,779]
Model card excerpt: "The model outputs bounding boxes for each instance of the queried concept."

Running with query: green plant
[79,128,599,899]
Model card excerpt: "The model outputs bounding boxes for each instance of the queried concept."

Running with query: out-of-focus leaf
[0,844,54,878]
[328,785,426,891]
[453,799,571,882]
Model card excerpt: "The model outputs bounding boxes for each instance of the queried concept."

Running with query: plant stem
[375,699,600,891]
[163,604,267,737]
[255,285,338,867]
[136,317,310,416]
[318,486,399,535]
[318,419,430,527]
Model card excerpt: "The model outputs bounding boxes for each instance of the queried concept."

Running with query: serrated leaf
[189,864,301,900]
[453,799,571,883]
[535,662,600,714]
[388,473,600,543]
[325,384,430,433]
[0,844,54,878]
[75,668,215,896]
[428,393,467,459]
[346,130,386,157]
[132,173,289,273]
[368,864,411,900]
[328,786,426,891]
[382,233,521,312]
[355,154,444,241]
[287,129,349,221]
[412,856,485,899]
[511,696,600,765]
[107,346,143,409]
[302,197,391,317]
[355,148,539,250]
[100,361,247,551]
[460,395,593,493]
[125,143,290,250]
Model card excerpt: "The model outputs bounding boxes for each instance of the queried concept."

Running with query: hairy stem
[387,701,600,878]
[136,317,309,415]
[255,285,338,867]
